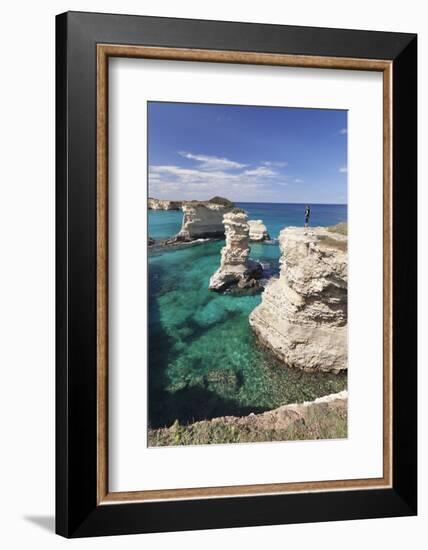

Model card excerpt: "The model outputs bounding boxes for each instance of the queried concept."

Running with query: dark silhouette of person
[304,205,311,227]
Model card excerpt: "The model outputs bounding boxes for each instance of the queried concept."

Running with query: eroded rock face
[176,201,233,240]
[148,198,182,210]
[248,219,270,241]
[249,226,347,372]
[209,211,263,292]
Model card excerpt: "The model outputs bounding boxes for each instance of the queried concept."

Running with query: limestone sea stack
[209,210,263,292]
[249,226,347,372]
[248,219,270,241]
[176,197,234,241]
[148,198,183,210]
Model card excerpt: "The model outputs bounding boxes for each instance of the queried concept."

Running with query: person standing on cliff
[304,205,311,227]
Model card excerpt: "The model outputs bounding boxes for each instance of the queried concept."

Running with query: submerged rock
[249,226,347,372]
[204,368,241,394]
[248,219,270,241]
[150,237,214,252]
[209,210,263,292]
[193,300,228,327]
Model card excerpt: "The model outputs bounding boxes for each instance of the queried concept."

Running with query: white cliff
[249,226,347,372]
[176,198,233,241]
[209,210,263,291]
[248,219,270,241]
[148,198,182,210]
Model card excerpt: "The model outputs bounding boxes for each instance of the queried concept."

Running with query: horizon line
[236,200,347,206]
[149,198,348,206]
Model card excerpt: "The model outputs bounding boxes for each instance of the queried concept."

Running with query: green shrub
[208,196,234,207]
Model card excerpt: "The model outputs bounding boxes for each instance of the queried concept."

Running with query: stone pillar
[209,211,262,292]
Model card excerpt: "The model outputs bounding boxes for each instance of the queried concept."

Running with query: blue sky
[148,102,347,204]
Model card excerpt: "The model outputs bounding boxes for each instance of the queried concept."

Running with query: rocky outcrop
[148,391,348,446]
[248,219,270,241]
[249,226,347,372]
[209,210,263,292]
[148,198,182,210]
[176,198,234,241]
[201,390,348,432]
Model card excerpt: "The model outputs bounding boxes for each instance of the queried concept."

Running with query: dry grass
[148,407,347,447]
[327,222,348,235]
[318,235,347,252]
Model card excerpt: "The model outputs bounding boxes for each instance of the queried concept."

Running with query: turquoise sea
[148,203,347,429]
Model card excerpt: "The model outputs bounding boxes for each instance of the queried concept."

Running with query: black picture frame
[56,10,417,538]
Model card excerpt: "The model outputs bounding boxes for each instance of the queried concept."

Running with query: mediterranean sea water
[148,203,347,428]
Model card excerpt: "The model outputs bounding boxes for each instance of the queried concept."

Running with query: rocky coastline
[148,198,183,210]
[148,196,235,248]
[150,201,347,373]
[149,197,348,442]
[249,225,347,373]
[148,390,347,446]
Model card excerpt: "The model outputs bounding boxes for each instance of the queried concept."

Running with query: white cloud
[149,151,292,201]
[243,166,277,177]
[149,165,241,186]
[339,128,347,135]
[149,164,273,186]
[178,151,247,171]
[339,166,348,173]
[293,178,304,183]
[262,160,288,168]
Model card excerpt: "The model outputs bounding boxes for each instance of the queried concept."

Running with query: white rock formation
[249,226,347,372]
[148,198,182,210]
[248,219,270,241]
[176,200,233,240]
[209,211,263,291]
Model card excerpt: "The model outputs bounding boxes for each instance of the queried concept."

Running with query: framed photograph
[56,11,417,538]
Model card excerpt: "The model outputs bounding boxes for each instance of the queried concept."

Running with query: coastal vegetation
[148,391,347,446]
[208,196,234,207]
[230,207,246,214]
[327,222,348,235]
